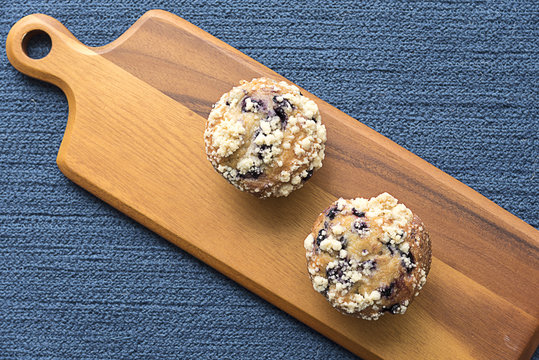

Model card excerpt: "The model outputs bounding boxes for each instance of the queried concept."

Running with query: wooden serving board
[6,11,539,359]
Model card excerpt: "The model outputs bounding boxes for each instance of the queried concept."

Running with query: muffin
[304,193,431,320]
[204,78,326,198]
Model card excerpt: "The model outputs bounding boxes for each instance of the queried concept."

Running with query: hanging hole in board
[22,30,52,59]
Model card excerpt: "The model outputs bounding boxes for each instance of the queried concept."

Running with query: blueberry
[379,282,395,298]
[339,236,348,249]
[225,101,230,106]
[401,251,416,274]
[352,219,369,233]
[247,171,261,179]
[352,208,365,217]
[257,144,271,160]
[380,304,401,314]
[316,229,327,247]
[386,241,415,273]
[326,206,339,220]
[360,259,377,271]
[272,96,292,128]
[241,97,262,112]
[274,106,288,127]
[240,167,262,179]
[326,264,343,280]
[273,96,292,108]
[302,169,314,182]
[326,259,352,285]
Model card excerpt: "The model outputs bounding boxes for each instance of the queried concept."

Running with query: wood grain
[6,11,539,360]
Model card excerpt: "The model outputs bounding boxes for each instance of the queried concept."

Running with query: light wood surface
[6,11,539,360]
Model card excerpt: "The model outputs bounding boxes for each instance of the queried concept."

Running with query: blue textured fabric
[1,1,538,359]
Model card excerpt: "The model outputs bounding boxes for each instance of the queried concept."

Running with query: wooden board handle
[6,14,91,89]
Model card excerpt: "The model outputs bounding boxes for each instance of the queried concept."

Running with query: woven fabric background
[1,1,537,359]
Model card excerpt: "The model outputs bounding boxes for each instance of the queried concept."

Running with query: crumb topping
[305,193,431,320]
[204,78,326,198]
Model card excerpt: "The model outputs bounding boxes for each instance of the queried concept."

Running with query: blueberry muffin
[204,78,326,198]
[304,193,431,320]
